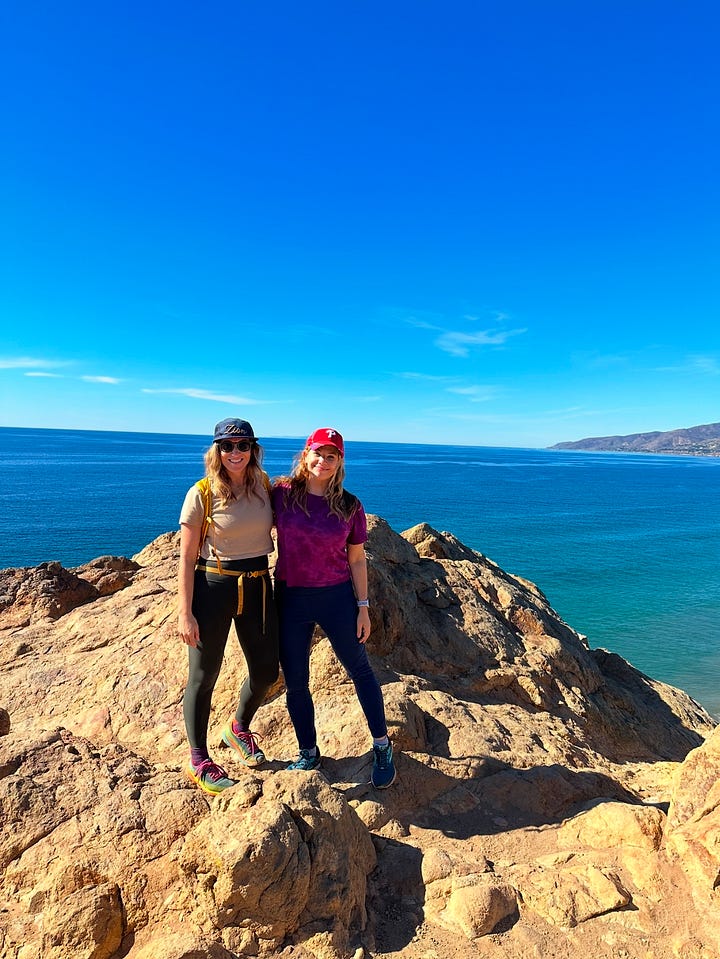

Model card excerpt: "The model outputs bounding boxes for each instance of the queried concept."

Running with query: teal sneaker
[371,741,396,788]
[222,723,266,767]
[287,748,322,771]
[186,758,237,796]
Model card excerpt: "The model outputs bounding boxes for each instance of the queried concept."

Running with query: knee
[278,652,307,689]
[342,648,375,682]
[187,664,222,695]
[283,673,311,696]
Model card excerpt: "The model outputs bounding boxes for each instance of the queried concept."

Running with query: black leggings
[183,557,279,750]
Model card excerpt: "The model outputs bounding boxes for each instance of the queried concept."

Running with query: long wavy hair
[278,445,356,520]
[204,441,266,504]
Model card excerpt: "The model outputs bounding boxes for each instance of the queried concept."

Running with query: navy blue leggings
[277,579,387,750]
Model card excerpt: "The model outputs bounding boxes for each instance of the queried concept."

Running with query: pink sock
[190,747,210,767]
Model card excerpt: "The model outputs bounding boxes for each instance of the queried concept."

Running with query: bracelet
[357,599,370,608]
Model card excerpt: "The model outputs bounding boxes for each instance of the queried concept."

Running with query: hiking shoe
[287,748,322,771]
[371,741,396,789]
[222,724,266,767]
[186,758,237,796]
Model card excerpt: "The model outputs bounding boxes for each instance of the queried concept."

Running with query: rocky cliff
[1,518,719,959]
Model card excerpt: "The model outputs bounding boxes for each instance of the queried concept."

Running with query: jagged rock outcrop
[0,556,139,628]
[1,517,718,958]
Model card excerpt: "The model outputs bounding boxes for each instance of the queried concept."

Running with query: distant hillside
[549,421,720,456]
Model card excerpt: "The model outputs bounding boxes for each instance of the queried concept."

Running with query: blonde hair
[278,446,356,520]
[204,442,267,504]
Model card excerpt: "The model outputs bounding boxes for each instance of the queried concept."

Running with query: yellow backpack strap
[196,477,212,558]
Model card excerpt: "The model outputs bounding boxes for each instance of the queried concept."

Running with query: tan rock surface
[1,517,719,958]
[664,725,720,899]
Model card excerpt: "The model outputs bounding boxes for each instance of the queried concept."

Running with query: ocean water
[2,426,719,717]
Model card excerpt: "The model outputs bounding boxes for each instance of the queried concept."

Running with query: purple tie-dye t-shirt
[272,484,367,588]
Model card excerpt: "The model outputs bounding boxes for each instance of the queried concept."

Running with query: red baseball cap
[307,427,344,456]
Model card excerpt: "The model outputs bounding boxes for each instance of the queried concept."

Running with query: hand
[178,611,200,648]
[356,606,371,643]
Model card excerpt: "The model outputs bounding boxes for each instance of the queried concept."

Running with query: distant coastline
[549,420,720,457]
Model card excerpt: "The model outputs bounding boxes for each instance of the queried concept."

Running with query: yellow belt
[195,562,269,623]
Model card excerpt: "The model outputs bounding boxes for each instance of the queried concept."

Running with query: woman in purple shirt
[272,427,396,788]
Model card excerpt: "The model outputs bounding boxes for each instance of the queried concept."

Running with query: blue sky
[1,1,718,447]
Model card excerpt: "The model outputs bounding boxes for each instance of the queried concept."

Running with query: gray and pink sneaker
[222,723,266,767]
[186,758,237,795]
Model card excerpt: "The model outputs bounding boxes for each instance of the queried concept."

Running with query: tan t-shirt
[179,478,273,561]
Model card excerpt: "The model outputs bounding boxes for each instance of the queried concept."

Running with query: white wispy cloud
[0,356,69,370]
[420,403,631,426]
[397,372,455,382]
[579,352,633,369]
[402,310,527,358]
[142,388,271,404]
[405,317,443,332]
[446,385,499,402]
[25,371,64,378]
[463,311,510,324]
[435,328,526,358]
[82,375,122,384]
[655,354,720,375]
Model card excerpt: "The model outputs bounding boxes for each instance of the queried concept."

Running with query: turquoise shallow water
[2,426,719,717]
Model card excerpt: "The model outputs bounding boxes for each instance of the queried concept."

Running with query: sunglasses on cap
[217,440,254,453]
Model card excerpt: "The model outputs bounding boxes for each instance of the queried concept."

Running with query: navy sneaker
[287,747,322,771]
[371,741,396,788]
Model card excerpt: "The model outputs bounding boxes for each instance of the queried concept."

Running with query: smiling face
[217,439,253,481]
[304,444,342,486]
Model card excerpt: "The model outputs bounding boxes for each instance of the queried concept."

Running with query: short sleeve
[347,500,367,545]
[179,485,204,528]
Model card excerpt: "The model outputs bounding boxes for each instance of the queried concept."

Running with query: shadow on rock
[365,836,425,955]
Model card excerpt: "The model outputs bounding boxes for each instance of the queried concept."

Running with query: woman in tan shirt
[178,418,278,795]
